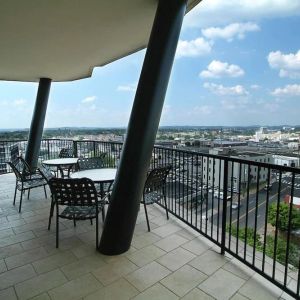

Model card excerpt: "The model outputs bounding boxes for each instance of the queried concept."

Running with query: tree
[268,202,300,231]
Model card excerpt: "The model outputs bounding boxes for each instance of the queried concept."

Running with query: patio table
[70,168,117,197]
[42,158,79,178]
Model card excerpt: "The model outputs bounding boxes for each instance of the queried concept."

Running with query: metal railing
[1,138,299,299]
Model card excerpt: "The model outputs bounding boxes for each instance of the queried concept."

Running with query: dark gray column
[25,78,51,170]
[99,0,187,255]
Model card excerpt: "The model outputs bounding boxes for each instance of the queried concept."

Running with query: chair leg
[43,185,47,198]
[18,188,23,213]
[163,194,169,220]
[27,188,30,200]
[90,218,93,225]
[48,196,54,230]
[56,205,59,248]
[96,206,99,250]
[143,201,151,232]
[13,184,17,205]
[73,216,76,227]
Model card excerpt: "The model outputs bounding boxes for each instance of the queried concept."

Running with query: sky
[0,0,300,129]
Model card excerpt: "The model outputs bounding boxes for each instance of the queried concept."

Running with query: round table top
[43,158,79,166]
[70,168,117,183]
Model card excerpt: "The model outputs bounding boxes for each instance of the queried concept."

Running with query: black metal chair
[48,177,107,248]
[77,154,112,197]
[8,157,48,213]
[77,154,107,170]
[57,147,75,178]
[142,165,172,231]
[58,148,74,158]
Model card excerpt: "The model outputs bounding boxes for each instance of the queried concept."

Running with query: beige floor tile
[32,250,78,274]
[156,246,196,271]
[0,287,17,300]
[60,253,106,280]
[126,244,166,267]
[92,256,138,285]
[160,264,207,297]
[30,293,51,300]
[154,233,188,252]
[222,259,255,280]
[84,278,139,300]
[48,273,103,300]
[0,259,7,273]
[15,269,67,300]
[230,293,250,300]
[199,268,245,300]
[0,231,35,247]
[181,237,211,255]
[126,261,171,292]
[132,232,161,249]
[132,282,179,300]
[152,222,183,238]
[181,288,215,300]
[0,264,36,290]
[239,273,283,300]
[71,244,97,259]
[0,243,23,259]
[5,247,48,270]
[13,220,47,234]
[0,228,15,239]
[188,249,228,275]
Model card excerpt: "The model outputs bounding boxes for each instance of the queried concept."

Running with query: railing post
[93,141,96,157]
[73,141,78,157]
[47,140,50,159]
[221,159,229,255]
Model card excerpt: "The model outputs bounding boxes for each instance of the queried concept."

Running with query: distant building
[284,195,300,209]
[273,155,299,167]
[202,148,273,192]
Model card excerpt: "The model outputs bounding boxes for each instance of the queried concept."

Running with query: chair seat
[143,191,163,204]
[17,178,47,189]
[59,206,98,220]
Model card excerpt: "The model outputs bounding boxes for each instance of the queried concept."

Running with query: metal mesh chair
[142,165,172,231]
[8,157,48,213]
[57,148,75,178]
[77,154,107,170]
[48,177,107,248]
[58,148,74,158]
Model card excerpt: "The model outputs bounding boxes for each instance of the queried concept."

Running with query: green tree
[268,202,300,231]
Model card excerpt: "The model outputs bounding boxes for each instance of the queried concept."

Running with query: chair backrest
[77,154,107,170]
[48,177,98,207]
[144,165,172,192]
[59,148,74,158]
[7,156,31,181]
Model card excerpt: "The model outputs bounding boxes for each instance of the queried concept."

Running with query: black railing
[1,138,300,299]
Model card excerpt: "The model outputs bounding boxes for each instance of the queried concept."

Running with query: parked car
[231,202,240,210]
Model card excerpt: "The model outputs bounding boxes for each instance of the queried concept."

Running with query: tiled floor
[0,174,294,299]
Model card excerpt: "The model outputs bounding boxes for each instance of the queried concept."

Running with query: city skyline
[0,0,299,128]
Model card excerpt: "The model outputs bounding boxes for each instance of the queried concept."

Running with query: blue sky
[0,0,300,129]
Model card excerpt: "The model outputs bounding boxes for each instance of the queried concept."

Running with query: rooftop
[0,173,293,300]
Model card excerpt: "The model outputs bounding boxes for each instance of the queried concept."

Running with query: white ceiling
[0,0,201,82]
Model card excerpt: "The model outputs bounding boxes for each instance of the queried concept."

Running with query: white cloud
[117,84,136,92]
[82,96,97,103]
[202,22,260,42]
[268,50,300,79]
[184,0,300,29]
[193,105,212,115]
[250,84,260,90]
[13,99,26,107]
[203,82,248,96]
[271,84,300,97]
[176,38,211,58]
[200,60,245,78]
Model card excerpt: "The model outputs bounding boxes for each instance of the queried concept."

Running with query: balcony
[0,139,299,299]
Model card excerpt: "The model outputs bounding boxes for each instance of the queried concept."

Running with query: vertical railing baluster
[221,159,229,255]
